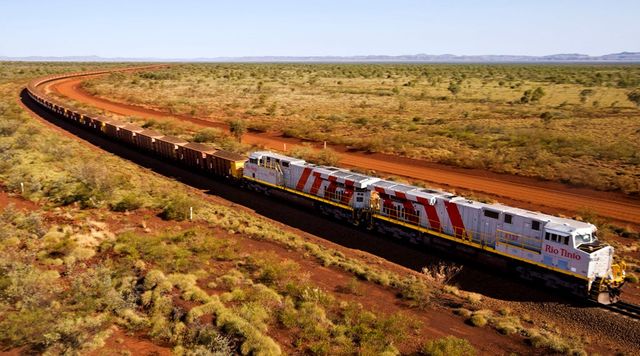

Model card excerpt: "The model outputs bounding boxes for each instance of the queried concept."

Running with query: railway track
[602,301,640,320]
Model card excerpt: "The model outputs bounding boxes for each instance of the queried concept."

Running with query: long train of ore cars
[27,71,626,304]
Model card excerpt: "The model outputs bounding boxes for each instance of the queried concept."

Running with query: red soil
[88,328,172,356]
[0,190,38,212]
[46,75,640,226]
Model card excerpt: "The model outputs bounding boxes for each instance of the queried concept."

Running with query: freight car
[25,73,626,304]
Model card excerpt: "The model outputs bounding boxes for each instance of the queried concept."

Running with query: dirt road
[44,75,640,225]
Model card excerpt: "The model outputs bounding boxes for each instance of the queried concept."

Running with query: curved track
[44,70,640,225]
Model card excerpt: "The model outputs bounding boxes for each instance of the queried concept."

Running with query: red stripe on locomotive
[341,189,354,204]
[309,173,323,195]
[383,198,397,218]
[444,201,466,237]
[416,197,441,231]
[296,167,312,191]
[324,181,337,199]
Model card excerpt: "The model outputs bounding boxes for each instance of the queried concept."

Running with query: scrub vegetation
[81,63,640,195]
[0,62,625,355]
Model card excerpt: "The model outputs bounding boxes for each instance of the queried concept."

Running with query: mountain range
[1,52,639,63]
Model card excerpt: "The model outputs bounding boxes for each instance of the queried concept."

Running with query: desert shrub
[237,302,272,332]
[177,324,235,355]
[468,310,491,327]
[526,329,586,355]
[113,232,200,272]
[336,277,363,296]
[494,315,522,335]
[628,89,640,107]
[422,262,463,286]
[396,276,431,309]
[0,118,21,136]
[243,254,300,288]
[110,192,143,212]
[454,308,472,318]
[339,303,408,354]
[211,296,282,355]
[12,211,46,237]
[144,269,168,290]
[160,193,197,221]
[625,273,638,283]
[217,269,246,290]
[464,292,482,305]
[289,144,340,166]
[421,336,476,356]
[193,127,223,143]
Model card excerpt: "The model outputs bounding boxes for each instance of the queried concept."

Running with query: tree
[628,89,640,107]
[447,81,461,96]
[520,87,545,103]
[229,120,246,142]
[579,89,595,104]
[531,87,545,102]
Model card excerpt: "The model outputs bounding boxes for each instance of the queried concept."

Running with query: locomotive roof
[249,151,305,163]
[479,202,595,232]
[331,169,376,183]
[372,180,451,200]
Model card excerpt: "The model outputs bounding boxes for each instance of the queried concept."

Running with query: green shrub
[421,336,476,356]
[526,329,585,355]
[468,310,491,327]
[110,193,143,212]
[192,128,223,143]
[625,273,639,283]
[396,276,431,309]
[495,317,521,335]
[336,277,363,296]
[159,193,196,221]
[453,308,472,318]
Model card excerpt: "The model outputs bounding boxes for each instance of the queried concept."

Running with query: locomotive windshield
[574,233,596,246]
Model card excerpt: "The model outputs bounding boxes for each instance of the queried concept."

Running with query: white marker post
[20,182,24,194]
[323,141,327,149]
[189,206,193,221]
[284,143,287,151]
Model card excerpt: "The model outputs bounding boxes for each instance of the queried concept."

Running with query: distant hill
[2,52,640,63]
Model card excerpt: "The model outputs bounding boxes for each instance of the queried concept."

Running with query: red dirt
[0,190,39,212]
[88,328,171,356]
[46,75,640,226]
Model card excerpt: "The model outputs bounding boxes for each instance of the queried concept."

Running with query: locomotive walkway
[42,70,640,225]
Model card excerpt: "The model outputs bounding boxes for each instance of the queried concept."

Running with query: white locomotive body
[244,151,626,303]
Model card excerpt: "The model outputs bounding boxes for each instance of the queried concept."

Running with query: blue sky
[1,0,638,57]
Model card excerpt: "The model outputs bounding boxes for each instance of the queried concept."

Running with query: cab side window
[545,232,570,245]
[531,221,540,231]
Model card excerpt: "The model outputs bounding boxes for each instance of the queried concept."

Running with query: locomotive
[243,151,626,304]
[26,71,627,304]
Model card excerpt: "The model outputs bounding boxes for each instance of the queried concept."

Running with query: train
[25,71,627,304]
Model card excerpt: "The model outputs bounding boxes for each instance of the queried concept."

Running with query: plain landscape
[78,64,640,195]
[0,61,638,355]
